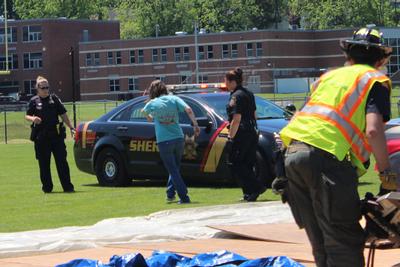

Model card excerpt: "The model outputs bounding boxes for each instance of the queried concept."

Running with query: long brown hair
[225,67,243,86]
[147,80,168,100]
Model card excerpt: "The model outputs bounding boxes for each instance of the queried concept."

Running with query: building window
[175,47,181,61]
[231,44,238,58]
[128,77,138,91]
[207,45,214,59]
[22,25,42,42]
[115,51,122,64]
[0,81,19,93]
[198,46,205,60]
[386,38,400,76]
[23,52,42,69]
[222,44,229,59]
[107,52,113,65]
[24,80,36,94]
[0,54,18,70]
[181,75,191,84]
[85,53,92,66]
[138,49,144,63]
[152,49,159,62]
[0,27,17,43]
[109,79,120,91]
[256,42,263,57]
[94,53,100,65]
[161,48,167,62]
[155,76,166,82]
[129,50,135,64]
[183,47,190,61]
[246,43,253,57]
[199,74,208,83]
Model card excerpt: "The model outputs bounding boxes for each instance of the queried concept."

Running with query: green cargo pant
[284,141,365,267]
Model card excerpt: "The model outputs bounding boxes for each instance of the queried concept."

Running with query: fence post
[104,102,106,114]
[4,110,7,144]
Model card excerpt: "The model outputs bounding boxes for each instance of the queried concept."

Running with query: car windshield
[192,94,290,120]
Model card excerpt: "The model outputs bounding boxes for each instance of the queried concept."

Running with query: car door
[110,100,164,177]
[177,97,214,177]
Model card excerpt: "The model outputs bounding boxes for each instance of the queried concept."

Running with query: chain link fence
[0,101,120,144]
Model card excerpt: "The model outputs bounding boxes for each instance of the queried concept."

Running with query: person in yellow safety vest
[279,26,395,267]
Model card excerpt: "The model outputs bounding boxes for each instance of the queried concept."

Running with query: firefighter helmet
[340,26,392,56]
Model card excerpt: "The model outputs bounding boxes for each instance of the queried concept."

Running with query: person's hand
[33,116,42,125]
[193,125,200,137]
[70,128,76,138]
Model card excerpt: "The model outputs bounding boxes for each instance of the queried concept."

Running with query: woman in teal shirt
[142,80,200,203]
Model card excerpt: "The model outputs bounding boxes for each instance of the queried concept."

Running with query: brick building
[0,18,119,101]
[78,27,400,100]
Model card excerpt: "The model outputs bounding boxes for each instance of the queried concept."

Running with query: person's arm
[366,112,390,172]
[25,101,41,124]
[60,113,74,130]
[184,106,200,137]
[25,114,42,124]
[228,113,241,139]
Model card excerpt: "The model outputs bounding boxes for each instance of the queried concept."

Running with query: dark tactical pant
[34,136,74,193]
[229,130,262,195]
[284,141,365,267]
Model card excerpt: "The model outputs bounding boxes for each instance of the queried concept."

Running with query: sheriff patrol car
[73,84,291,186]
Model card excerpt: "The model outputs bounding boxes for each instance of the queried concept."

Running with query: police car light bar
[167,83,227,93]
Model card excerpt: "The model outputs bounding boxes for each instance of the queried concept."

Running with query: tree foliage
[11,0,399,38]
[287,0,397,30]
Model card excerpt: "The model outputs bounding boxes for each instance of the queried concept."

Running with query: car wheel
[254,150,274,188]
[95,147,130,187]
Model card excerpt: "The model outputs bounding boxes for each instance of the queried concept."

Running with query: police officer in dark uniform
[225,68,265,201]
[25,76,75,193]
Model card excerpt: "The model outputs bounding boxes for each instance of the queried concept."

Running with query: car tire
[95,147,130,187]
[254,150,274,188]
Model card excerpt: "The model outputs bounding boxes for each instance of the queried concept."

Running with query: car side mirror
[195,117,213,133]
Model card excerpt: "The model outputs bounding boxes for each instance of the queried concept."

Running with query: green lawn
[0,141,382,233]
[0,94,388,233]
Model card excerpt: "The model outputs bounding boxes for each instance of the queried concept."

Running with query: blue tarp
[56,250,304,267]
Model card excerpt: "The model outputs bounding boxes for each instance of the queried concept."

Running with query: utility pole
[1,0,9,75]
[69,47,77,128]
[274,0,279,29]
[194,21,199,83]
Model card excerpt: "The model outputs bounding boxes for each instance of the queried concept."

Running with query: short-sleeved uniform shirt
[143,95,189,143]
[366,82,391,122]
[226,86,257,131]
[26,94,66,129]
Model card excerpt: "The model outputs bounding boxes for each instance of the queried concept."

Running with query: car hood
[257,118,289,134]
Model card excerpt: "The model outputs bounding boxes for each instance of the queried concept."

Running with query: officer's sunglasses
[39,86,49,90]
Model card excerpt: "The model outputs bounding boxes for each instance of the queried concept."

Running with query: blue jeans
[157,138,189,202]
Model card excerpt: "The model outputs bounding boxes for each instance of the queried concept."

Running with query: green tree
[116,0,282,39]
[0,0,18,19]
[288,0,396,30]
[13,0,113,19]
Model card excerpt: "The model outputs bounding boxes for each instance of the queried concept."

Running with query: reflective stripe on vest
[300,104,370,162]
[303,69,389,163]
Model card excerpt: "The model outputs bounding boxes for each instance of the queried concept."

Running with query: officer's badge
[36,102,43,110]
[229,96,236,107]
[183,134,198,160]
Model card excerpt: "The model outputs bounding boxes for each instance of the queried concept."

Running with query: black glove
[272,176,288,195]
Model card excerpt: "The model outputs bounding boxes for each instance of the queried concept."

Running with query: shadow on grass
[359,181,374,186]
[82,179,238,189]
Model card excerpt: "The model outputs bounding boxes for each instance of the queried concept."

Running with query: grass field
[0,93,389,233]
[0,140,381,233]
